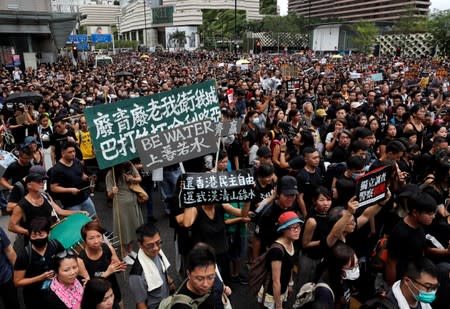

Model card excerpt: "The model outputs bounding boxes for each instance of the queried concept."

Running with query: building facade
[119,0,264,50]
[51,0,115,13]
[289,0,430,22]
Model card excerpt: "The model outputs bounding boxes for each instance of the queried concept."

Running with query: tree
[429,9,450,57]
[392,4,429,34]
[353,21,379,54]
[260,0,277,15]
[169,30,187,49]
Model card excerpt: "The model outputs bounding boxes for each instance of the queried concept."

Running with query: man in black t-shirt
[385,190,437,287]
[0,147,32,191]
[50,142,96,217]
[170,245,217,309]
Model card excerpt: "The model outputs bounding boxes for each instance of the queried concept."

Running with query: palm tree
[169,30,187,49]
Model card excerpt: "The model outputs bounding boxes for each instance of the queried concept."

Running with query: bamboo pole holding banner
[111,167,125,260]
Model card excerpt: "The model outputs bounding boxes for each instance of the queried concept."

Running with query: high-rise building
[51,0,116,13]
[289,0,430,22]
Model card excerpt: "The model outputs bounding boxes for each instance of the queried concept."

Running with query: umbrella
[115,71,134,78]
[5,91,43,103]
[236,59,250,65]
[140,54,150,60]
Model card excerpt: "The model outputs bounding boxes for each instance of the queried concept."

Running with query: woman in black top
[14,217,64,309]
[78,221,126,308]
[8,173,80,237]
[81,277,120,309]
[257,211,302,309]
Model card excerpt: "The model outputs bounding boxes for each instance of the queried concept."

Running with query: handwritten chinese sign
[136,119,218,171]
[181,169,255,207]
[84,81,221,169]
[355,166,391,207]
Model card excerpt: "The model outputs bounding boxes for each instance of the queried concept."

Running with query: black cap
[278,176,298,195]
[25,173,48,184]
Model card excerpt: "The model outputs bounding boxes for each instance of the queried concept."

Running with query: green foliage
[169,30,187,49]
[392,4,429,34]
[352,21,379,54]
[429,9,450,56]
[199,9,247,49]
[260,0,277,15]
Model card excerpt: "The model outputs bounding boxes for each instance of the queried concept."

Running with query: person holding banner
[182,200,250,285]
[106,161,144,261]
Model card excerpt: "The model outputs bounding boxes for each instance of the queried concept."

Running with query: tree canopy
[428,9,450,57]
[352,21,379,54]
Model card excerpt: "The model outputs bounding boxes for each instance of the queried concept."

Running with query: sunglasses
[55,249,77,259]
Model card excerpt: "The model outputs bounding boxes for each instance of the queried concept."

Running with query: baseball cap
[29,165,47,177]
[278,176,298,195]
[277,211,303,232]
[25,173,48,184]
[315,109,327,117]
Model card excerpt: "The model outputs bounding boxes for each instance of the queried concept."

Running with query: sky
[278,0,450,16]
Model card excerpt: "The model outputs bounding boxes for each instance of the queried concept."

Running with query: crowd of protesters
[0,50,449,309]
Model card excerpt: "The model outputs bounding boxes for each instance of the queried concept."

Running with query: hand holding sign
[347,196,359,214]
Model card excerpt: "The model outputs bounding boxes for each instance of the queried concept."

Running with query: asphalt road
[0,185,256,309]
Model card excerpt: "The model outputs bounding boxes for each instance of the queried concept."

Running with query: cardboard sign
[0,150,17,178]
[181,169,255,207]
[136,119,218,171]
[84,81,220,169]
[369,73,383,82]
[284,79,301,91]
[355,166,391,207]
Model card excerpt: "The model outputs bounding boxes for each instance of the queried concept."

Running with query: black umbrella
[5,91,43,103]
[115,71,134,78]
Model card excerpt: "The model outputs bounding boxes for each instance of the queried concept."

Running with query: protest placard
[216,119,242,137]
[181,169,255,207]
[84,80,220,169]
[136,119,218,171]
[355,165,391,207]
[369,73,383,82]
[0,150,17,178]
[284,79,301,91]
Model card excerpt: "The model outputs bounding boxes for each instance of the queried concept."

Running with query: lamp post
[234,0,237,55]
[143,0,148,48]
[343,30,347,54]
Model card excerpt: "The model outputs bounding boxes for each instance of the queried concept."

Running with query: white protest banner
[136,119,218,171]
[0,150,17,178]
[355,165,391,207]
[181,169,255,207]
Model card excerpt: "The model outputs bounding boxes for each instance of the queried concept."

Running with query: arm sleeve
[14,249,29,270]
[0,227,11,248]
[128,274,149,304]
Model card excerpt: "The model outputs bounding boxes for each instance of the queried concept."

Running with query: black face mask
[30,237,48,248]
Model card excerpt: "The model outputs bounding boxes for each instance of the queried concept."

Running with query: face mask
[407,280,437,304]
[252,117,260,125]
[416,290,436,303]
[242,132,248,137]
[30,237,48,248]
[343,266,360,280]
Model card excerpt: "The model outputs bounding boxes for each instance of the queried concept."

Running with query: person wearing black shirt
[50,141,96,217]
[170,245,217,309]
[0,147,32,191]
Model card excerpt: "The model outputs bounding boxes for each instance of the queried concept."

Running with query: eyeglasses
[288,224,301,231]
[410,277,440,292]
[142,240,163,250]
[55,250,76,259]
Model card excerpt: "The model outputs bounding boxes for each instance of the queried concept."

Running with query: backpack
[293,282,334,308]
[370,235,389,272]
[248,242,284,298]
[158,279,210,309]
[360,295,396,309]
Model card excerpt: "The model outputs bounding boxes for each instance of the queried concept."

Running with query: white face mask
[343,266,360,281]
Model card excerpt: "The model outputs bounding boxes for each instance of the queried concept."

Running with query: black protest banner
[181,169,255,207]
[284,79,301,91]
[135,119,218,171]
[355,165,391,207]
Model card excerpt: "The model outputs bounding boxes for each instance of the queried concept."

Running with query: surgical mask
[253,117,260,125]
[343,266,360,280]
[242,132,248,137]
[407,280,437,304]
[30,237,48,248]
[416,290,437,303]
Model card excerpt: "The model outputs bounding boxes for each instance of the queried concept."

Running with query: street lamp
[343,30,347,54]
